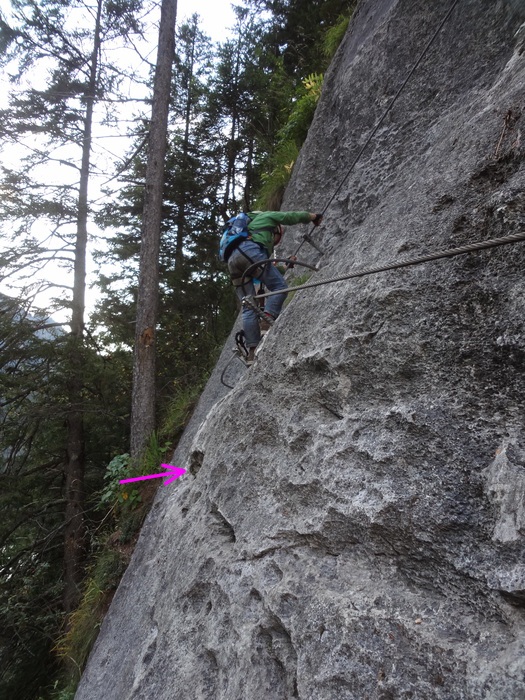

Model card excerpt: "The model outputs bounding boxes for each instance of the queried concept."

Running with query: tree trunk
[130,0,178,461]
[173,21,196,291]
[63,0,102,614]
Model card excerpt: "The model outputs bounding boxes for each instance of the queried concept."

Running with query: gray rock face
[76,1,525,698]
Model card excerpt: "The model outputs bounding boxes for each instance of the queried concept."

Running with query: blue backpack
[219,212,252,262]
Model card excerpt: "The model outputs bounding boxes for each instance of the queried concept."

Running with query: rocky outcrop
[76,1,525,698]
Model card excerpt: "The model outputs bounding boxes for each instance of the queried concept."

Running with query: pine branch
[0,498,64,553]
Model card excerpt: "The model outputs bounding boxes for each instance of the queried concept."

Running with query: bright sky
[0,0,241,320]
[177,0,237,40]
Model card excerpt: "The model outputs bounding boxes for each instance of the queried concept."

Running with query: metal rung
[303,233,325,255]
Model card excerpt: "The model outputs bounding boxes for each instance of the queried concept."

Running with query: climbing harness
[230,248,273,297]
[242,295,272,323]
[220,0,520,390]
[240,258,319,321]
[220,259,319,388]
[239,258,319,312]
[253,232,525,302]
[221,231,525,388]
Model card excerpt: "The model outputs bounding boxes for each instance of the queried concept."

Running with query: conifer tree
[209,5,293,213]
[169,14,214,292]
[0,295,65,698]
[0,292,131,698]
[243,0,354,79]
[95,14,235,420]
[0,0,148,613]
[129,0,177,460]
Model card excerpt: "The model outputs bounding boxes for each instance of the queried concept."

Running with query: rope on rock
[230,232,525,388]
[294,0,461,258]
[220,353,242,389]
[228,0,506,387]
[252,231,525,301]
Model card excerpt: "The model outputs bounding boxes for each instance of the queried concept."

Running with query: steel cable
[252,232,525,301]
[239,258,319,297]
[293,0,461,258]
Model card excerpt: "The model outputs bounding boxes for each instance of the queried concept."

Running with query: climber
[227,210,323,365]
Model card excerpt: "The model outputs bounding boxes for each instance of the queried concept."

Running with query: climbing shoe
[246,347,257,366]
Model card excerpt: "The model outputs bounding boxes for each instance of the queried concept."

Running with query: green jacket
[248,211,311,256]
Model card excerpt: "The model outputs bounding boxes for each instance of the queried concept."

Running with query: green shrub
[323,10,354,61]
[256,74,324,209]
[255,6,356,209]
[159,382,202,445]
[98,453,141,511]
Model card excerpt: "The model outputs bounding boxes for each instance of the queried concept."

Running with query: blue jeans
[228,240,288,347]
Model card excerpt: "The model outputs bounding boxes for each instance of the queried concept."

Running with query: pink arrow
[119,464,186,486]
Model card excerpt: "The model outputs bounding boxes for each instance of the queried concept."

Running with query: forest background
[0,1,354,698]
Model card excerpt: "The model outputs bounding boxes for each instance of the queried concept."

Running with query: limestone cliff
[76,1,525,698]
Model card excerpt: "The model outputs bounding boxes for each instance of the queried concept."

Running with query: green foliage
[159,381,204,445]
[0,530,63,699]
[54,579,104,683]
[280,73,325,145]
[256,139,300,210]
[0,4,358,699]
[98,453,138,509]
[256,73,324,209]
[243,0,355,79]
[0,299,65,699]
[92,548,128,590]
[98,430,170,514]
[53,429,170,695]
[93,433,170,550]
[323,10,354,61]
[54,549,127,688]
[47,685,76,700]
[250,2,355,208]
[0,294,133,700]
[140,431,171,476]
